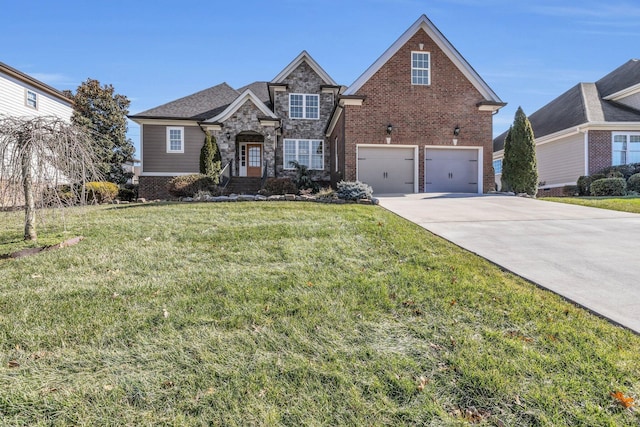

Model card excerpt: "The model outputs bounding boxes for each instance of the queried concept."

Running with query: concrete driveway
[376,193,640,333]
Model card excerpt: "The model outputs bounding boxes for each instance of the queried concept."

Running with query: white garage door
[358,146,415,194]
[425,148,479,193]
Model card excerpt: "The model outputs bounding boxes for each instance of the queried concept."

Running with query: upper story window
[289,94,319,119]
[493,159,503,174]
[411,52,430,85]
[166,127,184,153]
[26,90,38,109]
[613,133,640,165]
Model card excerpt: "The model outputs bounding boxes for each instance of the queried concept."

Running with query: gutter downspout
[577,126,589,176]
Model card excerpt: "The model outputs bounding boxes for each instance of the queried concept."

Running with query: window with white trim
[289,94,319,119]
[166,127,184,153]
[411,52,430,85]
[26,90,38,109]
[612,133,640,165]
[493,159,502,174]
[284,139,323,169]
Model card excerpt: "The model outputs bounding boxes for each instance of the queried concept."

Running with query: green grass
[543,196,640,214]
[1,202,639,426]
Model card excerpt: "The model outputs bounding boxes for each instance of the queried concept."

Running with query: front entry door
[246,144,262,177]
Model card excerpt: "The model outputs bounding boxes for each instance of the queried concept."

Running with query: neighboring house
[130,14,505,199]
[493,59,640,196]
[0,61,73,120]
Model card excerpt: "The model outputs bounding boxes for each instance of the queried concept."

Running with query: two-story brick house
[131,14,504,198]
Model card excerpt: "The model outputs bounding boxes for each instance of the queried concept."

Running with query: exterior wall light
[386,124,393,144]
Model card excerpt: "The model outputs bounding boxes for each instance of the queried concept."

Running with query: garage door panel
[358,147,415,194]
[425,148,478,193]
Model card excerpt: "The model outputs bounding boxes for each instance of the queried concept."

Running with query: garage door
[358,146,415,194]
[425,148,478,193]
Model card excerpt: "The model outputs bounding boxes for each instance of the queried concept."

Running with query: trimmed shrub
[166,174,217,198]
[627,173,640,193]
[577,174,605,196]
[289,161,319,193]
[118,187,136,202]
[85,181,119,203]
[336,181,373,201]
[590,178,626,197]
[596,163,640,180]
[43,184,78,206]
[562,185,578,197]
[261,178,297,195]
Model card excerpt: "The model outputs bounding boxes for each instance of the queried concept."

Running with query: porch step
[224,177,262,195]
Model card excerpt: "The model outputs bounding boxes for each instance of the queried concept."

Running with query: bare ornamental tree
[0,115,103,241]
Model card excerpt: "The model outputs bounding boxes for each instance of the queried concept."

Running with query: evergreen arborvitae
[200,132,214,175]
[501,107,538,195]
[199,132,221,183]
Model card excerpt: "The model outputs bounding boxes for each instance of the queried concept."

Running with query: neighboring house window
[612,133,640,165]
[493,159,502,174]
[284,139,323,169]
[289,94,319,119]
[26,90,38,109]
[166,127,184,153]
[411,51,430,85]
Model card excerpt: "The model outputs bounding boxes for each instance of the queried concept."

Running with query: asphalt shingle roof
[494,60,640,152]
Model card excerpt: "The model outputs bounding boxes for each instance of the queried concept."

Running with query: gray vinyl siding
[142,124,203,173]
[536,133,585,186]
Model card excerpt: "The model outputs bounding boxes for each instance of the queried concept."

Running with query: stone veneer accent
[272,62,334,182]
[209,100,276,178]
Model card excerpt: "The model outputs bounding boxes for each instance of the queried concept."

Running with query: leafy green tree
[71,79,134,184]
[501,107,538,195]
[199,131,221,182]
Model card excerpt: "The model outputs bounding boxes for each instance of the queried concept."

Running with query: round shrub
[85,181,119,203]
[336,180,373,200]
[589,177,627,197]
[627,173,640,193]
[166,174,217,198]
[262,178,297,195]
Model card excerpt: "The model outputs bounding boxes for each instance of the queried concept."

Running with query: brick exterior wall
[329,112,346,186]
[138,176,174,200]
[272,62,334,182]
[341,30,495,192]
[588,130,612,174]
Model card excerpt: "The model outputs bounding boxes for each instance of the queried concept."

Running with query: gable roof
[597,59,640,99]
[202,89,278,124]
[271,50,337,86]
[493,63,640,152]
[342,14,503,104]
[129,83,240,121]
[0,61,72,106]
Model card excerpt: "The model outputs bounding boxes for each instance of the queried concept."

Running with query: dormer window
[289,94,319,119]
[411,52,430,85]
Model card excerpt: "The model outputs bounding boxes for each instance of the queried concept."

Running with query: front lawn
[1,202,639,426]
[544,196,640,214]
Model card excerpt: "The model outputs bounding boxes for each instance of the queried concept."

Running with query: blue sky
[3,0,639,155]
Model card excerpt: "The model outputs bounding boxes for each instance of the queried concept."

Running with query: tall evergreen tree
[72,79,135,184]
[501,107,538,195]
[199,131,221,182]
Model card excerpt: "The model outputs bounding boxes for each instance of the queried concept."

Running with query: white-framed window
[411,51,430,85]
[612,133,640,165]
[166,127,184,153]
[289,94,319,119]
[493,159,502,174]
[284,139,324,170]
[26,90,38,109]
